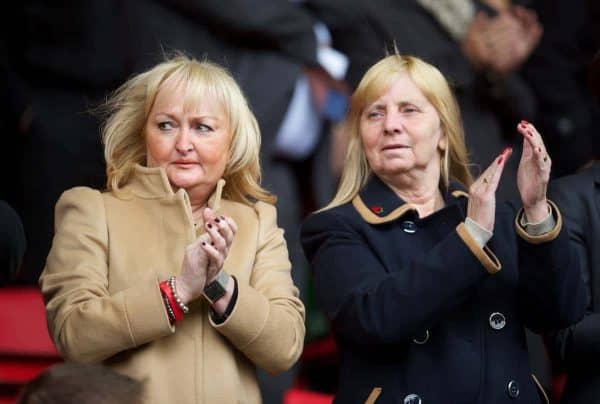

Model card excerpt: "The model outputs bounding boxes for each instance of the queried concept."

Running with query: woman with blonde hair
[301,54,585,403]
[40,55,305,404]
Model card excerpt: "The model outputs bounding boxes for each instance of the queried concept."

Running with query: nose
[383,110,402,135]
[175,128,193,153]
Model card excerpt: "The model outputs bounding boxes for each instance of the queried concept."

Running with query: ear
[438,130,447,152]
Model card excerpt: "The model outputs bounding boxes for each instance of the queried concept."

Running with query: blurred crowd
[1,0,598,403]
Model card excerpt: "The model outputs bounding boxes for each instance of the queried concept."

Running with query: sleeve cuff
[464,217,493,247]
[456,222,502,274]
[209,279,270,349]
[515,200,563,244]
[123,278,174,346]
[519,203,555,235]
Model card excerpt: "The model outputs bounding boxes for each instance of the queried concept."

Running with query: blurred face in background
[359,72,446,181]
[145,80,232,195]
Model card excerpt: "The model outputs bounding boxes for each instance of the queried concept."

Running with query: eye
[366,110,383,120]
[194,123,213,132]
[401,105,419,114]
[157,121,174,130]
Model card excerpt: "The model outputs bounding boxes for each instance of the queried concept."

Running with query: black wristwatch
[203,271,230,304]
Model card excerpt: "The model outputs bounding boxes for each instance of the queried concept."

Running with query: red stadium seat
[0,288,61,402]
[283,388,334,404]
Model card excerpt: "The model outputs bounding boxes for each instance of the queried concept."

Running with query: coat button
[413,330,430,345]
[402,220,417,234]
[404,394,422,404]
[507,380,520,399]
[489,312,506,330]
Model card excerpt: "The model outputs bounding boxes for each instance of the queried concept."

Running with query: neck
[381,167,444,218]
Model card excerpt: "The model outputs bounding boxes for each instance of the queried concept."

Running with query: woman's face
[360,73,446,179]
[145,82,231,193]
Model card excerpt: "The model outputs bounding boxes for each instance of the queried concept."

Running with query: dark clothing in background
[548,163,600,403]
[524,0,600,176]
[2,1,133,284]
[301,176,586,403]
[0,201,26,286]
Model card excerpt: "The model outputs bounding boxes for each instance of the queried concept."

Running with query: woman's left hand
[516,121,551,222]
[201,208,238,282]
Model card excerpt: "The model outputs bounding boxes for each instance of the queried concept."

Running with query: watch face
[204,280,226,302]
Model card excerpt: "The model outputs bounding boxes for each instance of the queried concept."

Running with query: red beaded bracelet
[160,281,183,322]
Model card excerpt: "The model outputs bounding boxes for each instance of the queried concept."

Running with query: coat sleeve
[210,201,305,374]
[157,0,319,66]
[514,199,587,334]
[548,174,600,365]
[39,187,173,364]
[300,209,494,346]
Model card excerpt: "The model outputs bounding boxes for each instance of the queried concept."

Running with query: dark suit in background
[524,0,600,177]
[2,1,132,284]
[548,163,600,403]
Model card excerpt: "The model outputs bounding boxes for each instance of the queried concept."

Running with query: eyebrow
[154,112,221,122]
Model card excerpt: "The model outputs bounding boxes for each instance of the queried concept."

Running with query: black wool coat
[301,175,586,404]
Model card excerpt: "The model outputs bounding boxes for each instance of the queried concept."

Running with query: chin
[167,174,202,190]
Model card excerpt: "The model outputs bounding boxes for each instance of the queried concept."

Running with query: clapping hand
[516,121,551,222]
[467,147,513,232]
[201,208,238,283]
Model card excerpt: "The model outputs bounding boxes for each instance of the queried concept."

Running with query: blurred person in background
[546,52,600,404]
[523,0,600,177]
[17,363,145,404]
[40,56,305,404]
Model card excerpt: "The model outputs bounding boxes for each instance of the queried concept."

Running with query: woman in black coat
[301,54,586,403]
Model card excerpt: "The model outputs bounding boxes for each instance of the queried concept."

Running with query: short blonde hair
[101,54,275,205]
[324,54,472,210]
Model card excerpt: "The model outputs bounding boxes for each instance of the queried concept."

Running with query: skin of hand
[175,232,212,305]
[174,207,238,307]
[484,8,543,76]
[201,207,238,314]
[467,147,513,232]
[516,121,551,222]
[201,207,238,283]
[461,11,494,71]
[462,8,542,77]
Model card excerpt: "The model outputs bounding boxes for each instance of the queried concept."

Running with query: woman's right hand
[175,232,212,305]
[467,147,512,231]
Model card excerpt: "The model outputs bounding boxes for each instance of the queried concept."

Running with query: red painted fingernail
[522,120,529,124]
[498,156,504,164]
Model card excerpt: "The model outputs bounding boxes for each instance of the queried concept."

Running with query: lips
[381,144,409,151]
[173,160,198,167]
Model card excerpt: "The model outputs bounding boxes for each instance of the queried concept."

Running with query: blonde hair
[324,54,472,210]
[101,54,275,205]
